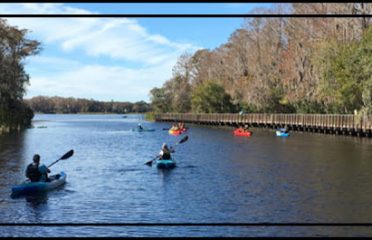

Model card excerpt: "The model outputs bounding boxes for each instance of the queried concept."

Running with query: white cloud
[25,58,176,102]
[1,4,201,65]
[26,55,82,72]
[0,3,203,101]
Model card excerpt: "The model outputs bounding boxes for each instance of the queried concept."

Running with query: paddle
[145,135,189,166]
[47,149,74,168]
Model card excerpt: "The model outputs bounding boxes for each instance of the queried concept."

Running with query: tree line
[0,19,40,133]
[149,3,372,117]
[25,96,151,114]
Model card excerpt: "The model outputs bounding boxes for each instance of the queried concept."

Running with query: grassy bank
[144,112,155,121]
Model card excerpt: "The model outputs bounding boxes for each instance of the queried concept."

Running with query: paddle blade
[145,155,160,166]
[60,149,74,160]
[179,135,189,144]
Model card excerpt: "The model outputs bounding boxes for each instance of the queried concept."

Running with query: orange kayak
[169,128,187,136]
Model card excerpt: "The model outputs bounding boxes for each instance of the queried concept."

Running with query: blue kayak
[276,130,289,137]
[156,158,176,169]
[11,172,66,197]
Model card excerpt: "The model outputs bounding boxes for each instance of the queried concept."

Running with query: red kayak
[233,128,252,137]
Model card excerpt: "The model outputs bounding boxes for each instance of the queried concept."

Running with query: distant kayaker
[178,122,186,130]
[159,143,174,160]
[25,154,50,182]
[138,123,143,130]
[243,124,249,132]
[279,126,289,133]
[171,123,179,131]
[236,126,243,132]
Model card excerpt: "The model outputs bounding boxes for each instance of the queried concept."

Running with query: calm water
[1,114,372,237]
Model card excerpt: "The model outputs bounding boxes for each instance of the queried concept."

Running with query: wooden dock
[154,113,372,137]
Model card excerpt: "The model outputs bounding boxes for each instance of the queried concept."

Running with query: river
[0,114,372,237]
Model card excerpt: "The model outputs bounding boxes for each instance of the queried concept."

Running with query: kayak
[168,128,187,136]
[276,130,289,137]
[156,158,176,169]
[169,129,182,135]
[132,128,155,132]
[11,172,66,197]
[233,129,252,137]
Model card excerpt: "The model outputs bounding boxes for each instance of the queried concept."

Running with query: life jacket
[39,165,50,182]
[26,163,41,182]
[160,150,172,160]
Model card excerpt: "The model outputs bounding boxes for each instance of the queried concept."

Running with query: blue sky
[0,3,273,102]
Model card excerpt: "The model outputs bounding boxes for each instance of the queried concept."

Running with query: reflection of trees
[0,131,28,184]
[0,130,28,216]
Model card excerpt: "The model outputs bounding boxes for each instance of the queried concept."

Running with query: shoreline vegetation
[0,19,40,134]
[148,4,372,119]
[24,96,151,114]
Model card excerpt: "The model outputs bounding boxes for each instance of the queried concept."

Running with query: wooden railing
[154,113,372,137]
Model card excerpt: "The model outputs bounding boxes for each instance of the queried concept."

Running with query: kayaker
[243,124,249,132]
[25,154,50,182]
[178,122,186,130]
[171,123,179,131]
[237,126,244,132]
[159,143,174,160]
[284,126,289,133]
[25,154,41,182]
[138,123,143,131]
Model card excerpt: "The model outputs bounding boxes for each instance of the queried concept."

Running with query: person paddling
[159,143,174,160]
[25,154,51,182]
[236,125,244,132]
[171,123,179,131]
[279,126,288,133]
[138,123,144,131]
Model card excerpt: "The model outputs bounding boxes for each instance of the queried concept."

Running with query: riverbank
[155,113,372,138]
[0,105,34,134]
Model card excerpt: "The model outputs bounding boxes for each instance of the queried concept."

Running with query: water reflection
[0,131,29,201]
[157,168,175,182]
[25,192,49,206]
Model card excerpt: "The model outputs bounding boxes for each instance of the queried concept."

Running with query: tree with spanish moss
[0,19,41,133]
